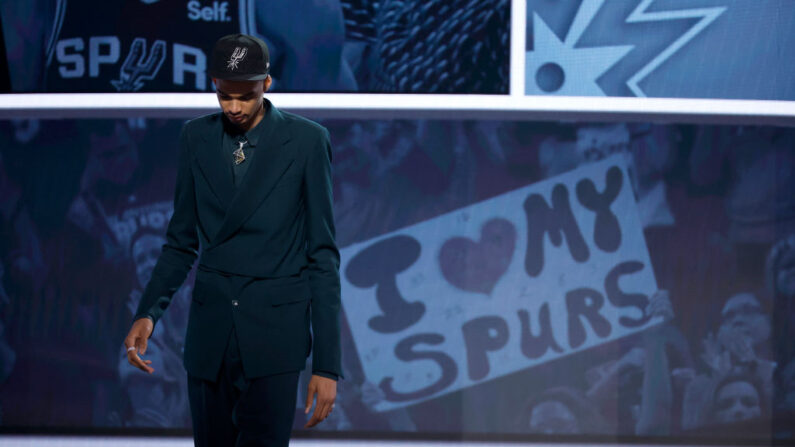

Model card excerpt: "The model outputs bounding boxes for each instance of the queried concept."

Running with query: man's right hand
[124,317,155,374]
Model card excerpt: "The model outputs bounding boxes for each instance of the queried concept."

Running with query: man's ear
[263,75,272,92]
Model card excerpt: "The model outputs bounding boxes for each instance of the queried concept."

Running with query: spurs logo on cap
[210,34,269,80]
[226,47,247,70]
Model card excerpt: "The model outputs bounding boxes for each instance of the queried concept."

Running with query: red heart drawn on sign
[439,218,517,295]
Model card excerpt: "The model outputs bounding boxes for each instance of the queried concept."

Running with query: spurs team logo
[111,38,167,92]
[226,47,247,70]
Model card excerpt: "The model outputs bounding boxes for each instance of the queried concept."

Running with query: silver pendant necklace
[233,139,247,165]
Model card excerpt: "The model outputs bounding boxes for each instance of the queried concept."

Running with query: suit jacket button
[232,300,239,307]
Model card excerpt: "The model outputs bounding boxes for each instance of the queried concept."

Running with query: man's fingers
[126,349,154,373]
[305,402,327,428]
[313,402,326,422]
[318,396,336,421]
[303,376,336,427]
[305,386,316,414]
[130,354,154,373]
[304,403,335,428]
[321,401,334,420]
[317,401,330,422]
[123,335,137,353]
[304,408,323,428]
[129,356,152,373]
[126,332,144,354]
[304,414,319,428]
[123,319,156,373]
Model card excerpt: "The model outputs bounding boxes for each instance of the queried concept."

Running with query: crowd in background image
[0,118,792,440]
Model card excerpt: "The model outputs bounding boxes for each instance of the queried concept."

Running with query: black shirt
[222,105,270,187]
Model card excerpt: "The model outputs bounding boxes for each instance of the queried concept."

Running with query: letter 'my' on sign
[340,155,660,411]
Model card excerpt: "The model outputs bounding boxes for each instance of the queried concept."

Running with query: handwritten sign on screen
[340,156,660,411]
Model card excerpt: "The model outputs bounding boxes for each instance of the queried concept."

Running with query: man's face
[214,77,271,130]
[529,400,580,434]
[713,380,762,424]
[90,121,139,185]
[575,124,630,163]
[720,293,770,344]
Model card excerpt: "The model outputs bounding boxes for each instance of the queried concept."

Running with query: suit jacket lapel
[209,104,294,249]
[194,114,235,207]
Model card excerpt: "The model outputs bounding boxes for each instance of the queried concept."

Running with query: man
[123,34,341,446]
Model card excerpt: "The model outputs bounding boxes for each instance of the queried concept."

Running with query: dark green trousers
[187,321,300,446]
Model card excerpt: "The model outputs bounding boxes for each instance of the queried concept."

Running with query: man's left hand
[304,374,337,428]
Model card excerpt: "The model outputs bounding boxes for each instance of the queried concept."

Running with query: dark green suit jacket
[134,100,342,382]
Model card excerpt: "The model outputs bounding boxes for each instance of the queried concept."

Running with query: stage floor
[0,438,553,446]
[0,438,727,447]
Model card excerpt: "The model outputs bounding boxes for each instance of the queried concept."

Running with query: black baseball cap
[208,34,270,81]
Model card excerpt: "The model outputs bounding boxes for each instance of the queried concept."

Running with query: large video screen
[0,114,793,442]
[526,0,795,100]
[0,0,510,94]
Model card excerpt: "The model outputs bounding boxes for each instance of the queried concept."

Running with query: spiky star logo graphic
[526,0,727,97]
[110,38,167,92]
[227,47,247,71]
